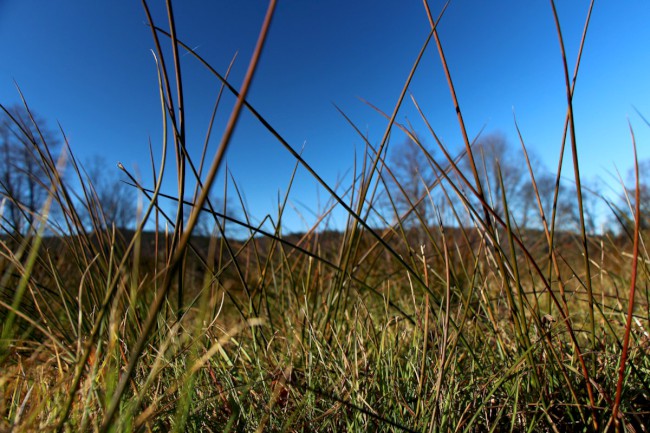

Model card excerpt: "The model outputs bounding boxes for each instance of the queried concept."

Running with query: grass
[1,0,649,431]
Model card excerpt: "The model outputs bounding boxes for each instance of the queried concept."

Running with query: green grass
[1,1,649,432]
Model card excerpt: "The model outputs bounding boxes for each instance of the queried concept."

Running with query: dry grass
[1,1,649,432]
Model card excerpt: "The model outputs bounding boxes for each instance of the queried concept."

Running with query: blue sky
[1,1,649,232]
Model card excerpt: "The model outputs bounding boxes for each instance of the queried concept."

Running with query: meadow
[1,1,649,432]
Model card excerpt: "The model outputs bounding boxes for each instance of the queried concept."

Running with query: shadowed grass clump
[1,1,649,432]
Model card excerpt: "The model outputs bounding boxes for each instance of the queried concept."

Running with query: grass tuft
[1,1,649,432]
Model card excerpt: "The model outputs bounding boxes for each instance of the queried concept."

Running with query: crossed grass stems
[1,0,649,431]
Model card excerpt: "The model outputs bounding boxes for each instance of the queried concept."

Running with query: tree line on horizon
[0,103,644,238]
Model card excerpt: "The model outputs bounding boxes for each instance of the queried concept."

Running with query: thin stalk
[162,0,188,321]
[429,214,451,431]
[610,124,640,429]
[549,1,596,369]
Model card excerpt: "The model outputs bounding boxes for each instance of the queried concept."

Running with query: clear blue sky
[1,1,649,231]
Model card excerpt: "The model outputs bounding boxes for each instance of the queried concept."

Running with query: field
[1,1,649,432]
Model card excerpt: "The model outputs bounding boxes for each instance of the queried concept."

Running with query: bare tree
[462,134,528,223]
[463,134,598,233]
[383,132,590,234]
[460,133,586,232]
[0,104,61,234]
[384,136,437,229]
[519,172,591,232]
[82,156,137,230]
